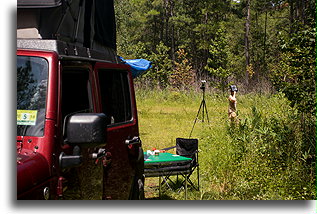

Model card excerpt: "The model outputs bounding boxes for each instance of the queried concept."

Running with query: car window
[61,69,93,122]
[98,69,132,125]
[17,56,48,137]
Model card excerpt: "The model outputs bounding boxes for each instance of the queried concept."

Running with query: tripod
[189,85,209,138]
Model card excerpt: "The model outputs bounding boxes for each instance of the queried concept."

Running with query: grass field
[136,89,315,200]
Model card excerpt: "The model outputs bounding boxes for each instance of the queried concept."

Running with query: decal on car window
[17,110,38,126]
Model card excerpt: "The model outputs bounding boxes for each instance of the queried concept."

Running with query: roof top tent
[17,0,119,62]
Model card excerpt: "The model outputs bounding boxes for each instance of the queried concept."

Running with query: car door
[59,62,104,199]
[94,62,141,199]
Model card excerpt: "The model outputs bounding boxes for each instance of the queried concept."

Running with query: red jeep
[17,0,144,200]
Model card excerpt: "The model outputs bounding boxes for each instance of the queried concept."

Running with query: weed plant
[136,89,315,200]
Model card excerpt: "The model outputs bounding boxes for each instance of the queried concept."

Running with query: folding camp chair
[162,138,200,191]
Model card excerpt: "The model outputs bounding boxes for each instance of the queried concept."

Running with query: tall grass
[136,89,315,200]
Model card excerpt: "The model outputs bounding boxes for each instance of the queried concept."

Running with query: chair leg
[161,174,177,190]
[161,176,174,190]
[185,175,187,200]
[178,171,199,191]
[159,176,161,198]
[197,165,200,191]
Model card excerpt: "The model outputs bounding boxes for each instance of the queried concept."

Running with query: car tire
[130,147,145,200]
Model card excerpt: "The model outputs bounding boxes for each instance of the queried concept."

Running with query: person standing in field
[228,85,238,122]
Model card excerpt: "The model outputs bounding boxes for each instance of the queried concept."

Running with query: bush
[228,105,315,199]
[270,26,316,116]
[169,49,196,90]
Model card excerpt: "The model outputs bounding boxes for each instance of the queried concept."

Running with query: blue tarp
[120,57,152,78]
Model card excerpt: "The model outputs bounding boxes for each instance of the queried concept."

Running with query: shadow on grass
[145,194,176,200]
[144,178,199,200]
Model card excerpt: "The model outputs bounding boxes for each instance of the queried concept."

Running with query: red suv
[17,0,144,200]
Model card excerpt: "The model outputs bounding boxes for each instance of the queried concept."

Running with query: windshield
[17,56,48,136]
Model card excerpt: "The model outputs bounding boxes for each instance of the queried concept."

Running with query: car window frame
[94,63,135,128]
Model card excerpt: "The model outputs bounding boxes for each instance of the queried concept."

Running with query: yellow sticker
[17,110,38,126]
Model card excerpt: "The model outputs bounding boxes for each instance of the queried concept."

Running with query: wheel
[135,175,145,200]
[130,147,145,200]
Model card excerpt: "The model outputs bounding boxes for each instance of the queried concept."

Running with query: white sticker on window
[17,110,38,126]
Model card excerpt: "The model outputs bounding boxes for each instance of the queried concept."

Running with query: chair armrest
[160,145,176,151]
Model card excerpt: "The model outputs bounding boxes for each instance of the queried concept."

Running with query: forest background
[114,0,315,200]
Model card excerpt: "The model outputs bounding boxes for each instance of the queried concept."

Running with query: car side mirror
[64,113,107,148]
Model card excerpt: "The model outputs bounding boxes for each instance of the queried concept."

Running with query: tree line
[115,0,315,113]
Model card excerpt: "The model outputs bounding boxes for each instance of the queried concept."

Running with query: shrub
[228,105,315,199]
[169,49,196,90]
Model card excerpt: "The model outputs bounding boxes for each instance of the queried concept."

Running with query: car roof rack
[17,39,121,63]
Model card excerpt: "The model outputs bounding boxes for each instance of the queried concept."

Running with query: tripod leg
[189,100,204,138]
[202,100,210,123]
[201,100,206,123]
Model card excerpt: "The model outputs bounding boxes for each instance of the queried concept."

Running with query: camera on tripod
[229,85,238,92]
[200,80,206,90]
[190,80,209,137]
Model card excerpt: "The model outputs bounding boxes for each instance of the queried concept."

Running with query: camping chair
[162,138,200,191]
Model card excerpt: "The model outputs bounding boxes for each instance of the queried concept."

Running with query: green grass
[136,89,316,200]
[137,90,227,149]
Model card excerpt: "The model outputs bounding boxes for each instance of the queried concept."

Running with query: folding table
[144,152,192,199]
